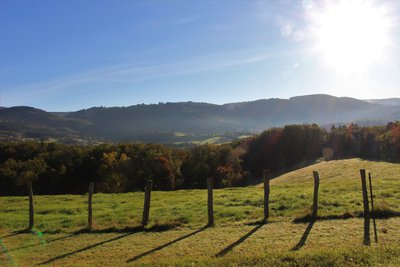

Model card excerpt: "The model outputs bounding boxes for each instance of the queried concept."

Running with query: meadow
[1,158,399,266]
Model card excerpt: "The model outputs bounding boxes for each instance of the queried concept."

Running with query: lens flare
[0,239,17,266]
[32,227,47,245]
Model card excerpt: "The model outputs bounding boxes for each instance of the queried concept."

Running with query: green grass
[1,158,399,266]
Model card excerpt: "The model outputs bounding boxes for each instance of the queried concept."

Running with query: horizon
[1,0,399,112]
[1,93,399,112]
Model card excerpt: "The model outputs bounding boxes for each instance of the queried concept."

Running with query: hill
[0,106,90,142]
[365,98,400,106]
[1,94,399,143]
[0,159,399,266]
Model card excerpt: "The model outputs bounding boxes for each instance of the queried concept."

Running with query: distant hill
[1,94,399,143]
[364,98,400,106]
[0,106,90,142]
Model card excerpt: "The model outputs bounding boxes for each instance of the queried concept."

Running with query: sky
[1,0,399,111]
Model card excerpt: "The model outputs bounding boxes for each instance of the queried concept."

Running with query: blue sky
[1,0,399,111]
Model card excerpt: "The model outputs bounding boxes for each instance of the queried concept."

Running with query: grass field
[1,158,399,266]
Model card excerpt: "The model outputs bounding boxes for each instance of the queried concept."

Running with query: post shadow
[0,230,27,239]
[4,226,150,256]
[215,223,263,257]
[38,232,136,265]
[1,233,77,255]
[368,173,378,243]
[291,219,315,251]
[126,225,208,263]
[360,169,371,245]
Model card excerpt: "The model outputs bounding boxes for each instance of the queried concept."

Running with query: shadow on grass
[74,226,144,234]
[2,223,179,256]
[38,223,181,265]
[0,229,27,239]
[371,209,400,219]
[75,223,179,234]
[245,219,267,226]
[215,223,264,257]
[38,232,135,265]
[1,233,78,254]
[293,209,400,224]
[126,225,209,263]
[293,213,352,223]
[291,219,315,251]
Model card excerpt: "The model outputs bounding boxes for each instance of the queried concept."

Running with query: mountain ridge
[1,94,399,143]
[365,98,400,106]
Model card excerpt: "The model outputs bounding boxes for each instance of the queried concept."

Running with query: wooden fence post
[312,171,320,221]
[88,182,94,230]
[142,180,153,227]
[27,182,34,230]
[207,177,214,226]
[368,173,378,243]
[263,170,270,223]
[360,169,370,245]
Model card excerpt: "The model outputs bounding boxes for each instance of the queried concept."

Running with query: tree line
[0,122,399,195]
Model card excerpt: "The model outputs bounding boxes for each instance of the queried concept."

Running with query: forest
[0,122,399,195]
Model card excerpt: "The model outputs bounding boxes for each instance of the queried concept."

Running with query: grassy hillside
[0,159,399,266]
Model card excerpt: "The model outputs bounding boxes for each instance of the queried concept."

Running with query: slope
[0,159,399,266]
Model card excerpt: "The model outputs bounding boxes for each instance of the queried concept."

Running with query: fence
[21,169,378,245]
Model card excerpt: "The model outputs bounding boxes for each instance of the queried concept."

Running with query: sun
[309,0,391,74]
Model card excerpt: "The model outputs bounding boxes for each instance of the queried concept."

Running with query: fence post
[207,177,214,226]
[27,182,34,230]
[263,170,270,223]
[312,171,320,221]
[142,180,153,227]
[368,173,378,243]
[88,182,94,230]
[360,169,370,245]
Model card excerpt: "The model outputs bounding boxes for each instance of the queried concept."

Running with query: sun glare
[310,0,391,74]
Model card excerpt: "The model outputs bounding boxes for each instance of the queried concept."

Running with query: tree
[0,157,47,189]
